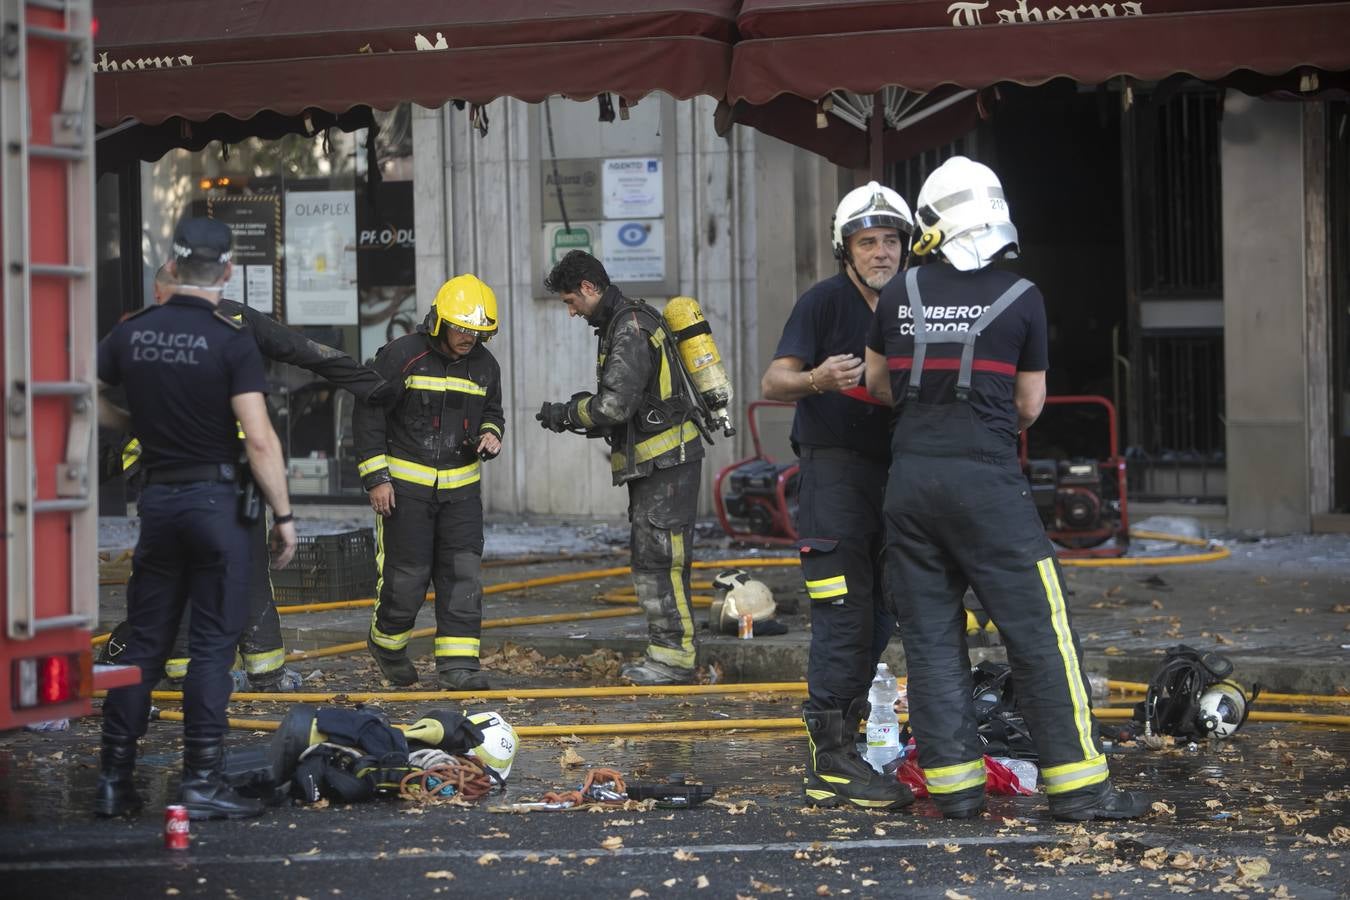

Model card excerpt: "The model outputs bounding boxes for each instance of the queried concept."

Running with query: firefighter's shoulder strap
[904,267,1032,401]
[603,297,689,405]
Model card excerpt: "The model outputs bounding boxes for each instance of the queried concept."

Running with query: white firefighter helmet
[913,156,1018,272]
[1196,681,1248,739]
[467,711,518,780]
[830,181,914,262]
[711,568,752,597]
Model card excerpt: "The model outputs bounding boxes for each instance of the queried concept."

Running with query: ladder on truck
[0,0,104,721]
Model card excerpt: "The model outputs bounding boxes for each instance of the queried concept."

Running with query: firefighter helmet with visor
[428,274,499,341]
[913,156,1018,272]
[830,181,914,262]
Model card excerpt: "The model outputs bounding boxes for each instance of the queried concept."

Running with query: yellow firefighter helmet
[429,274,499,341]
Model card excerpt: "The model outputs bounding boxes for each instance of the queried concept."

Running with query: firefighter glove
[536,401,571,433]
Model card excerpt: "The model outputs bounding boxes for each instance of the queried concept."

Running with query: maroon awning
[729,0,1350,104]
[94,0,738,127]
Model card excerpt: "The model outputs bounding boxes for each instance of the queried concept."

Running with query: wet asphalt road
[1,699,1346,899]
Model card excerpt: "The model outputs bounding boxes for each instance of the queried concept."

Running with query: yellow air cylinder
[662,296,735,436]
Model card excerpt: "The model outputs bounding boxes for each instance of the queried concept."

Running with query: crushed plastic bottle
[864,663,901,774]
[993,756,1038,793]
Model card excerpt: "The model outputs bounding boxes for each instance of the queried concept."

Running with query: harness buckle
[954,385,972,402]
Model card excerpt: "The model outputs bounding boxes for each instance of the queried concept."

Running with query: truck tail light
[13,654,79,708]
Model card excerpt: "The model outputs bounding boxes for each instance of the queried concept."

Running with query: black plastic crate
[271,529,377,605]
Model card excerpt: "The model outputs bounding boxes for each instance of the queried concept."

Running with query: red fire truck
[0,0,134,730]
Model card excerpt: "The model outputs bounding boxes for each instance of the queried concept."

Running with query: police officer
[353,274,504,690]
[864,157,1148,821]
[110,265,393,692]
[540,251,703,686]
[761,182,914,809]
[94,218,297,821]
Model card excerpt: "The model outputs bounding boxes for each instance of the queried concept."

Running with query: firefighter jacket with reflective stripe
[353,331,504,500]
[567,286,703,486]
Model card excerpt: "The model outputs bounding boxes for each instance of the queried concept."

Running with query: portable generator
[714,401,799,545]
[1019,395,1129,557]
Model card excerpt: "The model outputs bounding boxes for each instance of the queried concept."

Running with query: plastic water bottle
[864,663,901,773]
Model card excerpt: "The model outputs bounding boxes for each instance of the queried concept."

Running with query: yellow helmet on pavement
[428,274,498,341]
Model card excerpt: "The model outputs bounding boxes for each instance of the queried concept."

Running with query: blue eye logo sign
[616,223,649,247]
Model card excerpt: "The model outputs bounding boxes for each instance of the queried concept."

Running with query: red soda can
[164,805,190,850]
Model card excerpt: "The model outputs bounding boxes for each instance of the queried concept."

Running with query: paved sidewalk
[96,518,1350,695]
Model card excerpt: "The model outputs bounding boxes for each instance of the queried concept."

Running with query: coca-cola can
[164,805,190,850]
[738,614,754,640]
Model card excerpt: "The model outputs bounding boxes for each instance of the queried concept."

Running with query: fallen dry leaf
[629,891,648,899]
[674,849,699,861]
[424,871,455,881]
[1236,856,1271,882]
[559,747,586,768]
[601,835,624,851]
[696,875,710,889]
[945,891,974,900]
[476,852,500,866]
[1151,801,1176,815]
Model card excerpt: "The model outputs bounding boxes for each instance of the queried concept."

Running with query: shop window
[135,105,415,500]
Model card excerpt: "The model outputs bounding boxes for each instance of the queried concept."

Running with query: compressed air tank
[662,296,735,436]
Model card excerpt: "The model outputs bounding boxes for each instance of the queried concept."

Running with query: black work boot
[1050,781,1150,822]
[438,667,490,691]
[933,784,987,820]
[247,666,304,693]
[366,636,418,686]
[179,737,266,820]
[802,700,914,811]
[93,735,143,818]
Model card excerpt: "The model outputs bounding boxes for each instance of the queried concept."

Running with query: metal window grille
[1132,88,1223,298]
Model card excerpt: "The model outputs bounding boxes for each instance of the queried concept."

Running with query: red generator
[714,401,799,546]
[1019,395,1130,558]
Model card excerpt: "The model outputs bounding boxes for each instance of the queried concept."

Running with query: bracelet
[807,369,823,394]
[273,513,295,525]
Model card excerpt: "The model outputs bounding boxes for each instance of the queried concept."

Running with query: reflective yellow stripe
[649,329,672,400]
[385,456,481,491]
[646,530,695,669]
[358,454,389,477]
[818,774,850,784]
[374,513,387,606]
[610,421,701,472]
[437,461,481,490]
[805,575,848,600]
[121,438,142,472]
[925,758,987,794]
[242,648,285,675]
[480,422,502,436]
[433,637,481,658]
[164,657,190,680]
[575,396,594,428]
[405,374,486,396]
[370,620,413,651]
[1037,556,1098,760]
[1042,754,1109,795]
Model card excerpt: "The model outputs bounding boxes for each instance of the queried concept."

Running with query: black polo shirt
[97,294,268,471]
[866,264,1048,445]
[773,273,892,460]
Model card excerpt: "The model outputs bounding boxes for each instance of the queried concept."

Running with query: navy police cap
[172,217,232,264]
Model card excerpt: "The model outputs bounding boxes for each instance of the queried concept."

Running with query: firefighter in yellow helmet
[352,274,505,690]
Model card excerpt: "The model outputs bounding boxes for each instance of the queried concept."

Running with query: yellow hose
[284,607,639,663]
[149,706,1350,736]
[127,681,810,704]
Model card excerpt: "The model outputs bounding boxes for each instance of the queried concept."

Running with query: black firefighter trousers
[370,489,485,672]
[883,404,1109,804]
[165,515,285,681]
[628,459,702,670]
[796,448,896,714]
